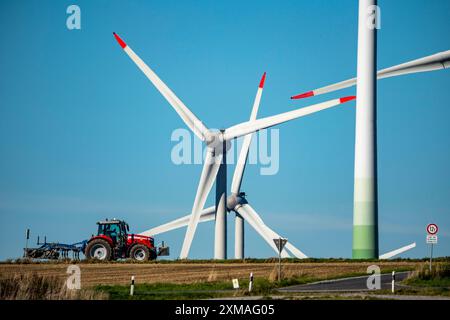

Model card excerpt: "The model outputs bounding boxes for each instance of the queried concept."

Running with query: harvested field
[0,261,422,288]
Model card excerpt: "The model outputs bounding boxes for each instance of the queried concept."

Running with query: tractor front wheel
[85,239,112,261]
[130,244,150,261]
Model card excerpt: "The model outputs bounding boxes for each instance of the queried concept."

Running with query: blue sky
[0,0,449,260]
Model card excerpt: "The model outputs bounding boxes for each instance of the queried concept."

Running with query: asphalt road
[279,271,410,292]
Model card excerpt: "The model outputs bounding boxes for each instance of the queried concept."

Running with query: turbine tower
[215,137,227,259]
[353,0,378,259]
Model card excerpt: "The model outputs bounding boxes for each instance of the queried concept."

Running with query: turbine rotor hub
[206,131,231,155]
[227,192,248,211]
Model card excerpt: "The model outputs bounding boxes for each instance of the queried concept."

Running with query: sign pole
[426,223,438,272]
[273,237,287,283]
[429,243,433,272]
[278,237,281,282]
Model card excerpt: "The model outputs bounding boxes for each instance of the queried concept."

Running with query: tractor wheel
[130,244,150,261]
[85,239,112,261]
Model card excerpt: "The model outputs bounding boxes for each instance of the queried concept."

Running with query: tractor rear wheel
[85,239,112,261]
[130,244,150,261]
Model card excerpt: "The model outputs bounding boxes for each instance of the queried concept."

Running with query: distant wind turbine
[140,73,307,259]
[113,32,355,259]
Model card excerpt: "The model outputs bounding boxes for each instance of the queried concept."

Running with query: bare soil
[0,261,422,287]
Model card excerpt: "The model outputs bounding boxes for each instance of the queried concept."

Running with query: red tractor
[84,219,164,261]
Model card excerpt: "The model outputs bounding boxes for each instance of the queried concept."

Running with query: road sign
[273,238,288,282]
[273,238,288,253]
[426,223,438,235]
[426,235,438,244]
[426,224,438,272]
[232,279,239,289]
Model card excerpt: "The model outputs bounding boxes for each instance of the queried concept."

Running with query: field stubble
[0,261,420,288]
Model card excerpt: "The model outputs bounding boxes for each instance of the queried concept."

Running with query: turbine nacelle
[227,192,248,211]
[205,130,232,156]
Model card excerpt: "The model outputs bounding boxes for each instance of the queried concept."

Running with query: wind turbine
[289,0,449,259]
[290,47,449,259]
[113,32,355,259]
[139,72,307,259]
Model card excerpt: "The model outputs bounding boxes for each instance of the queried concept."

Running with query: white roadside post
[391,271,395,293]
[248,272,253,293]
[130,275,135,296]
[273,238,288,282]
[426,223,439,272]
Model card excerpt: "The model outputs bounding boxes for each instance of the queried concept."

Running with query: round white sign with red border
[426,223,438,235]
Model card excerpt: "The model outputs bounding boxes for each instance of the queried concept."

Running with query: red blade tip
[113,32,127,49]
[339,96,356,103]
[291,91,314,99]
[259,72,267,88]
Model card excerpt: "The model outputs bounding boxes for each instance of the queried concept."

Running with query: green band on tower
[352,182,379,259]
[352,224,378,259]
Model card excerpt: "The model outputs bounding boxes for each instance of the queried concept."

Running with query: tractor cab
[96,219,129,245]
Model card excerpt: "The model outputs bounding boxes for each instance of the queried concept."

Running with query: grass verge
[95,275,318,300]
[0,273,107,300]
[95,268,414,300]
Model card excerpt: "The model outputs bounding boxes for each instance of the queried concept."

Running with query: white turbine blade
[223,96,355,141]
[139,206,216,236]
[284,242,308,259]
[180,150,223,259]
[260,225,308,259]
[377,50,450,78]
[379,242,416,260]
[242,203,308,259]
[291,50,450,99]
[236,204,290,258]
[231,72,266,195]
[113,33,211,141]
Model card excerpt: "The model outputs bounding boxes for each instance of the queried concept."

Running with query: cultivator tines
[42,248,60,259]
[24,236,87,261]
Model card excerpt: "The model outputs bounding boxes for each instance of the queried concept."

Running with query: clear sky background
[0,0,449,260]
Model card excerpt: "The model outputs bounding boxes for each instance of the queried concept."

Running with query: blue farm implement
[24,236,87,260]
[23,219,169,261]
